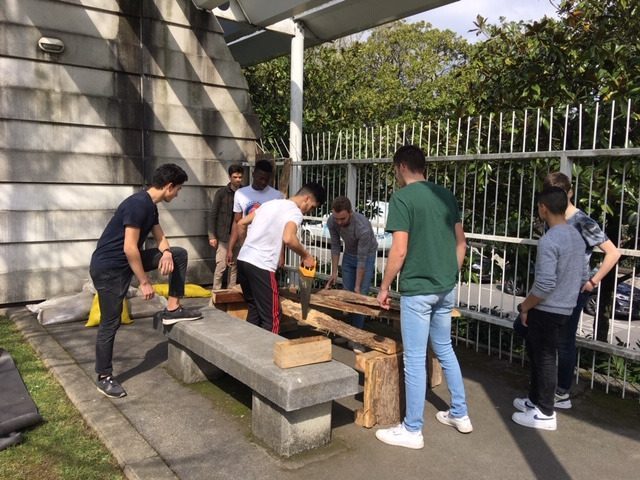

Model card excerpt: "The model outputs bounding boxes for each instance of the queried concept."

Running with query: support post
[560,153,573,178]
[347,162,357,206]
[289,21,304,196]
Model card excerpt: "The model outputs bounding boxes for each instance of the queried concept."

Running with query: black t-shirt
[90,190,159,271]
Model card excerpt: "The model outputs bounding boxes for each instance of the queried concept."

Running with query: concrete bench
[154,306,359,456]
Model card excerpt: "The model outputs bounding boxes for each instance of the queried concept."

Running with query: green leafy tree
[244,21,473,139]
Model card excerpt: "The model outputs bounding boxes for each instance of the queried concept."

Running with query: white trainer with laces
[513,397,537,412]
[375,423,424,449]
[435,410,473,433]
[554,392,572,409]
[512,406,557,431]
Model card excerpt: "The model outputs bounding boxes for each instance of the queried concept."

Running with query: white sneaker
[554,392,572,409]
[435,410,473,433]
[512,406,557,431]
[513,397,536,412]
[375,423,424,449]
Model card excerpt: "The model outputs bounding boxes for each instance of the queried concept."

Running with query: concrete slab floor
[6,303,640,480]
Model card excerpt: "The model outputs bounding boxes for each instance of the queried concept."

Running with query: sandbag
[152,283,211,298]
[27,291,94,326]
[85,295,133,327]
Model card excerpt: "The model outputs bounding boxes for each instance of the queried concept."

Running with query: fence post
[560,153,572,177]
[347,161,357,205]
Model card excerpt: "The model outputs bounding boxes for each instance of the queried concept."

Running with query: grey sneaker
[436,410,473,433]
[162,306,202,325]
[97,375,127,398]
[554,392,572,409]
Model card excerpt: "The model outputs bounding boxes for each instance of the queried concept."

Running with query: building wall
[0,0,260,303]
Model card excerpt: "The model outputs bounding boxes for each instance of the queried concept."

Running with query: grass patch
[0,316,124,480]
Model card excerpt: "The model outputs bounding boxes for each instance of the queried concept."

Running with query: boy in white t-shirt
[237,183,326,333]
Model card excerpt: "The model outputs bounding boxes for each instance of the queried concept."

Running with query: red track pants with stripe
[237,260,281,334]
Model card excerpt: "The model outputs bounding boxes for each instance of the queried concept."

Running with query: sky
[409,0,560,42]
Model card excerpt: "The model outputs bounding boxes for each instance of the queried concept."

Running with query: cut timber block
[224,302,249,320]
[210,288,245,304]
[274,336,332,369]
[354,351,403,428]
[210,288,248,320]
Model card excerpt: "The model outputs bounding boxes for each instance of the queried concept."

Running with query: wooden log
[280,298,401,355]
[278,157,292,196]
[280,289,399,321]
[273,336,331,369]
[428,350,442,388]
[354,351,404,428]
[315,289,400,311]
[316,289,459,317]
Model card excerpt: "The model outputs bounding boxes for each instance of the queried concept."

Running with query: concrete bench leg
[251,393,332,457]
[167,341,223,384]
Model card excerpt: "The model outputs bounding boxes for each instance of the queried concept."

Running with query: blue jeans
[401,289,468,432]
[341,252,375,329]
[556,291,590,393]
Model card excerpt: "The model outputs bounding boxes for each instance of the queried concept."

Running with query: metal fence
[262,99,640,400]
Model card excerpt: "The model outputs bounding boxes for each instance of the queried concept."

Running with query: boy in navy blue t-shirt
[90,164,201,399]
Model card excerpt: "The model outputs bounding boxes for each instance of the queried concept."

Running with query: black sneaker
[97,375,127,398]
[161,306,202,325]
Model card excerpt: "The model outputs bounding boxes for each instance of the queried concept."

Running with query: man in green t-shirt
[375,145,472,450]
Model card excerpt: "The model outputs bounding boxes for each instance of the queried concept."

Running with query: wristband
[162,248,172,255]
[588,278,597,288]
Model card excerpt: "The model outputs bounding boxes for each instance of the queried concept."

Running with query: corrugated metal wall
[0,0,260,303]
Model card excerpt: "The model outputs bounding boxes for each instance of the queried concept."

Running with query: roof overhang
[204,0,458,66]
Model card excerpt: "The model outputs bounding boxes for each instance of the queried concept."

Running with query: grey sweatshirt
[327,212,378,268]
[530,223,588,316]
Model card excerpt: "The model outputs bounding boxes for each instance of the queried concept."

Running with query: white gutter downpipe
[289,20,304,196]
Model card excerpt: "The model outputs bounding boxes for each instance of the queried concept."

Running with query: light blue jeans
[341,252,376,329]
[401,289,468,432]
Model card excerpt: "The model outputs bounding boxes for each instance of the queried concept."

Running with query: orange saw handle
[299,259,316,278]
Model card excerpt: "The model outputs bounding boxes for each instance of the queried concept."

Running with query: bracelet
[588,278,597,287]
[162,248,172,255]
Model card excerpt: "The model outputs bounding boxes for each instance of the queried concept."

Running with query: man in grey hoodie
[512,186,587,431]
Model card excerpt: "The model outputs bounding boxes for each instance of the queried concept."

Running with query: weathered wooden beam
[280,289,400,321]
[280,298,401,355]
[316,288,400,311]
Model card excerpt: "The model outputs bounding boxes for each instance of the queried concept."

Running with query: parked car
[499,262,640,319]
[583,281,640,319]
[300,214,393,252]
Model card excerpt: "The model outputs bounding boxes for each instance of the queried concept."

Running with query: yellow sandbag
[152,283,211,298]
[85,295,133,327]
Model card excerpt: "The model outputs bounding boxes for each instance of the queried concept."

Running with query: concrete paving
[7,301,640,480]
